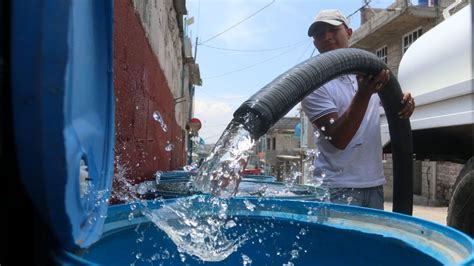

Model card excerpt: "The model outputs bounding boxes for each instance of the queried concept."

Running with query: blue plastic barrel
[11,0,114,251]
[10,2,473,265]
[56,196,473,265]
[242,174,277,182]
[140,173,325,201]
[159,171,276,182]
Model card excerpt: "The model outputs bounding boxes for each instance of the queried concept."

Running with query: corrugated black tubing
[233,48,413,215]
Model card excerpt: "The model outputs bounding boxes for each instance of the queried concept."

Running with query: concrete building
[349,0,470,206]
[350,0,469,76]
[258,117,302,181]
[113,0,201,185]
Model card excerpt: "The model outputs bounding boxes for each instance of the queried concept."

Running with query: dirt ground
[383,202,448,225]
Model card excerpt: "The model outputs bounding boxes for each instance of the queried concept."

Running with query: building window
[272,137,276,150]
[376,46,388,64]
[267,138,271,150]
[402,27,423,54]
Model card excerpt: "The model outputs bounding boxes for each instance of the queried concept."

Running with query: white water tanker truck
[380,4,472,236]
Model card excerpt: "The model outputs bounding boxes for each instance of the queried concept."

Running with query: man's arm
[314,69,390,150]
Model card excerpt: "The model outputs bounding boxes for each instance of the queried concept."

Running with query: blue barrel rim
[142,177,327,200]
[66,197,473,265]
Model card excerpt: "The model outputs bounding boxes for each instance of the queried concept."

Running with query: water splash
[110,119,328,263]
[143,196,249,262]
[193,121,255,198]
[183,162,199,172]
[154,171,162,184]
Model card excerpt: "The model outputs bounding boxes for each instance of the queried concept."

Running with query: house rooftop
[268,117,299,132]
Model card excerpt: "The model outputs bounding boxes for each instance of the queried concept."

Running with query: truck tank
[382,4,472,236]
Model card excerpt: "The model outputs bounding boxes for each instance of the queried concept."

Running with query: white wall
[132,0,190,129]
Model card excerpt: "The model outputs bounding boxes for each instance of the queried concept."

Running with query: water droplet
[180,254,186,262]
[328,136,332,140]
[130,204,137,211]
[135,252,142,259]
[329,118,335,124]
[299,228,307,235]
[243,199,256,211]
[242,254,252,266]
[320,126,326,131]
[162,249,170,260]
[347,196,354,204]
[165,142,174,151]
[314,131,320,138]
[128,212,134,221]
[153,111,168,132]
[291,249,299,259]
[225,220,237,229]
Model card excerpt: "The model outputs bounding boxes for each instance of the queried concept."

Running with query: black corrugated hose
[233,48,413,215]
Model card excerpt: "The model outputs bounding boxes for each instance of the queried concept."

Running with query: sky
[185,0,396,144]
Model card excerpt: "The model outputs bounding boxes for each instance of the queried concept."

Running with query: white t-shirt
[301,74,385,188]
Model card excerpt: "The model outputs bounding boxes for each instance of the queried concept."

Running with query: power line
[295,41,313,64]
[347,0,372,19]
[197,0,201,37]
[199,39,308,53]
[203,40,309,80]
[198,0,276,45]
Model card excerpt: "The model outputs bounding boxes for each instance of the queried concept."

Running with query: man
[301,9,415,209]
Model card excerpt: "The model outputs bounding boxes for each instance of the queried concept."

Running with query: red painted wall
[113,0,185,187]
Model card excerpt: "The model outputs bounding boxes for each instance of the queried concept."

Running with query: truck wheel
[447,157,473,236]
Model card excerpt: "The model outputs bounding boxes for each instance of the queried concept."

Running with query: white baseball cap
[307,9,349,37]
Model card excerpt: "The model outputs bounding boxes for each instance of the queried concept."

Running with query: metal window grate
[402,27,423,53]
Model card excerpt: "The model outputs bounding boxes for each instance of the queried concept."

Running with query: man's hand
[398,92,415,119]
[356,69,390,96]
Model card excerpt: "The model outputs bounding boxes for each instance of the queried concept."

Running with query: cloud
[194,100,235,144]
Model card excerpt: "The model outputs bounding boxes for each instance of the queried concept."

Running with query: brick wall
[383,154,464,206]
[113,0,186,187]
[436,161,464,205]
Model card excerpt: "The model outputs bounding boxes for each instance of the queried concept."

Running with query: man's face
[311,23,352,53]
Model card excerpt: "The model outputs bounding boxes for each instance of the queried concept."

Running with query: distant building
[349,0,469,206]
[257,117,302,182]
[350,0,468,76]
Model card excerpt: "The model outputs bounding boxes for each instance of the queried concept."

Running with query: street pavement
[383,202,448,225]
